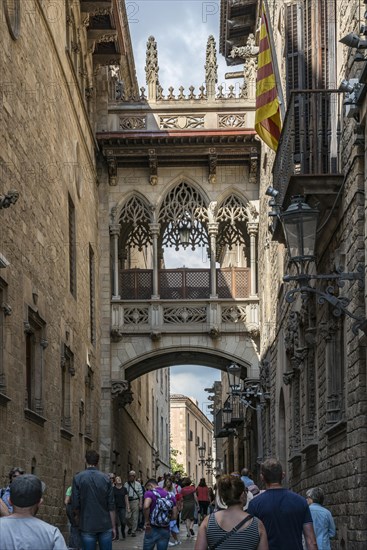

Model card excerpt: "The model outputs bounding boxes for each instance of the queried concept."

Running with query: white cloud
[170,365,220,419]
[129,0,242,92]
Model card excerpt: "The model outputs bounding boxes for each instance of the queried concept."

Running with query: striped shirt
[207,513,260,550]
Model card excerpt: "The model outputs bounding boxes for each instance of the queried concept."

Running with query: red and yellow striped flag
[255,2,282,151]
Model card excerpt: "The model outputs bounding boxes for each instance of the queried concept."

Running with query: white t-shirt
[0,516,68,550]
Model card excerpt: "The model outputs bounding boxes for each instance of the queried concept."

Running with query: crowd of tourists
[0,454,336,550]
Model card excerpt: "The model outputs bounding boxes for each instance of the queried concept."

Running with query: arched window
[158,182,208,251]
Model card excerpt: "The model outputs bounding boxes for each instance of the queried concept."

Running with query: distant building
[170,394,213,484]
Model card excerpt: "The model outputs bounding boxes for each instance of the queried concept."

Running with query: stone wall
[257,0,367,547]
[0,0,101,533]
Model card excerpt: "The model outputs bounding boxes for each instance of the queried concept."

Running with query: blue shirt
[1,486,12,513]
[309,503,336,550]
[248,488,313,550]
[241,475,254,487]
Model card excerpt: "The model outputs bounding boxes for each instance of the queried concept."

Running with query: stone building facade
[170,394,214,484]
[252,0,367,547]
[0,0,139,530]
[96,27,262,487]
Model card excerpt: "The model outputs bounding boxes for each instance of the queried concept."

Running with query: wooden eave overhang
[81,0,138,93]
[97,129,259,166]
[219,0,259,66]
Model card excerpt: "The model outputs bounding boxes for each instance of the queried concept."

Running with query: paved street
[112,526,197,550]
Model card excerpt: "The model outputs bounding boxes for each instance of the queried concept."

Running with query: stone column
[208,223,218,298]
[149,223,160,299]
[247,222,258,296]
[110,223,121,300]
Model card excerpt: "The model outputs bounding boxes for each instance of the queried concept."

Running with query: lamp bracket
[284,267,367,335]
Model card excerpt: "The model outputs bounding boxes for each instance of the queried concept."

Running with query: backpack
[150,489,174,527]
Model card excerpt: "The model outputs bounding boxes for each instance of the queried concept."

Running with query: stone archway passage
[120,341,259,383]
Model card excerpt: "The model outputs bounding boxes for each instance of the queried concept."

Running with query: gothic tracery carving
[158,182,208,250]
[119,196,153,250]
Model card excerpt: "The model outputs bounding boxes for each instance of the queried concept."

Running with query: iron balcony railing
[120,267,251,300]
[273,90,343,205]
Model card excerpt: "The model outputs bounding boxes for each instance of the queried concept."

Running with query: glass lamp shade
[223,399,233,425]
[178,219,192,247]
[198,445,206,459]
[227,363,242,392]
[281,196,319,262]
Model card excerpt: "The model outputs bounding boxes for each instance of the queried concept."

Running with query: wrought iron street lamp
[198,445,206,466]
[227,363,242,392]
[222,399,233,425]
[274,195,367,335]
[281,196,318,263]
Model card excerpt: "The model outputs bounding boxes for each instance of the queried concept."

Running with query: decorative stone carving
[208,326,220,339]
[111,328,123,342]
[249,151,258,185]
[230,34,259,59]
[163,306,207,324]
[282,370,294,385]
[107,157,117,186]
[145,36,160,99]
[205,35,218,98]
[291,347,308,371]
[111,380,134,407]
[119,116,146,130]
[150,331,161,341]
[260,360,270,390]
[159,115,204,129]
[221,306,247,323]
[148,149,158,185]
[218,114,246,128]
[1,303,12,316]
[123,307,149,325]
[207,201,218,224]
[208,150,217,184]
[284,312,300,354]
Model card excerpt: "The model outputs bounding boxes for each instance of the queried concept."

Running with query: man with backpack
[143,478,178,550]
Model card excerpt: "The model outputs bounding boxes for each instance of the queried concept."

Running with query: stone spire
[145,36,160,100]
[205,35,218,99]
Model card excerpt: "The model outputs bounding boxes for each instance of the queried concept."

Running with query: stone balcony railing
[110,298,259,340]
[112,82,253,103]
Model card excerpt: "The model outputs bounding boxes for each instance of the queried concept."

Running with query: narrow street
[112,526,197,550]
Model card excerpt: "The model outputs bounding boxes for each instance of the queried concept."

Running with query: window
[61,344,74,431]
[0,280,10,393]
[326,319,345,425]
[25,310,46,415]
[85,366,94,438]
[146,376,149,418]
[89,245,95,344]
[68,194,76,296]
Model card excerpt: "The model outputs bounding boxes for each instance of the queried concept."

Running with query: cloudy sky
[128,0,240,92]
[170,365,220,418]
[128,0,228,417]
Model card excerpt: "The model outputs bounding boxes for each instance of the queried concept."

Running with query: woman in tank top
[194,475,268,550]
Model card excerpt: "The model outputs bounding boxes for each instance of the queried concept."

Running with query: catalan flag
[255,2,282,151]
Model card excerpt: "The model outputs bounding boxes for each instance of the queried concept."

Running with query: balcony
[120,267,251,300]
[272,90,344,238]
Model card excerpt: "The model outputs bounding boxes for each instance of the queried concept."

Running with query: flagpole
[262,0,286,122]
